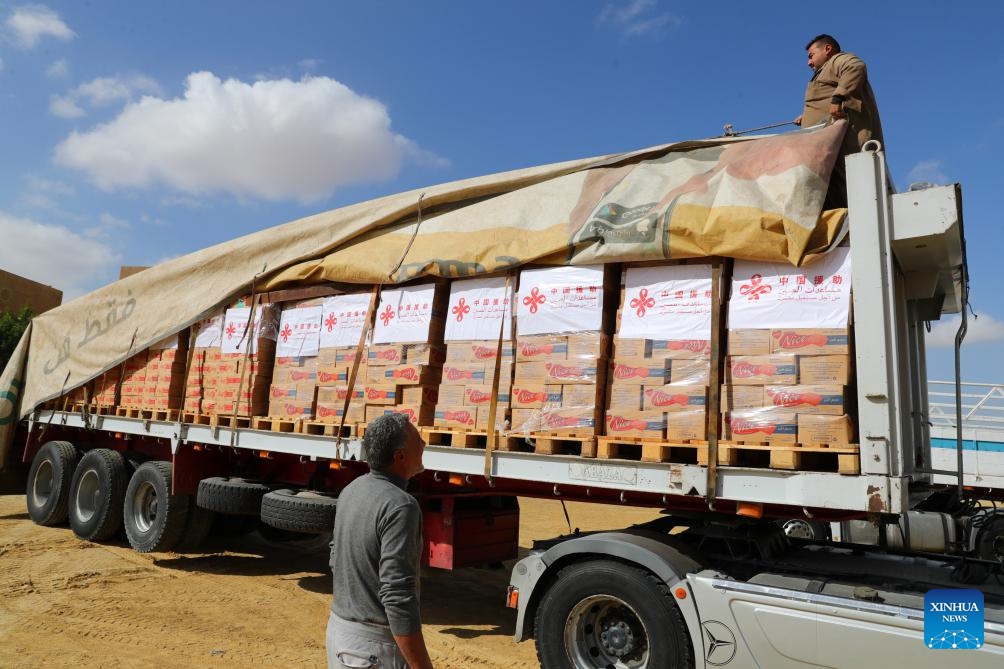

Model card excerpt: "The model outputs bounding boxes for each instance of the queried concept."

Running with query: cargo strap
[483,273,513,483]
[705,262,725,506]
[336,285,379,456]
[231,273,265,448]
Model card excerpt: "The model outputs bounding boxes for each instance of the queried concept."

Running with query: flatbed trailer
[8,133,1004,667]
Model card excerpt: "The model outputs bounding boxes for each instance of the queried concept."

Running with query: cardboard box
[724,409,797,444]
[463,385,511,406]
[510,384,562,408]
[798,355,851,385]
[400,385,439,405]
[435,384,466,406]
[433,406,477,429]
[669,359,709,385]
[544,361,599,384]
[727,329,772,356]
[566,332,608,359]
[771,329,850,355]
[404,343,446,366]
[316,365,349,384]
[665,409,708,441]
[650,339,712,360]
[613,338,647,359]
[314,402,366,424]
[445,342,472,363]
[763,385,846,415]
[536,406,598,433]
[643,384,707,412]
[442,363,488,385]
[363,383,399,405]
[476,406,509,432]
[516,334,569,362]
[367,364,441,386]
[268,400,313,420]
[273,367,318,385]
[797,414,855,445]
[609,359,670,386]
[316,385,364,405]
[607,383,643,410]
[368,344,405,366]
[370,403,435,427]
[466,340,516,363]
[726,355,797,385]
[721,384,764,411]
[509,408,543,434]
[603,410,666,438]
[561,383,602,408]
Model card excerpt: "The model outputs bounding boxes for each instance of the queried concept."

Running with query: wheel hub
[781,519,816,539]
[565,595,649,668]
[600,617,637,657]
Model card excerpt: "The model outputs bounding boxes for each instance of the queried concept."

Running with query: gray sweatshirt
[330,471,423,635]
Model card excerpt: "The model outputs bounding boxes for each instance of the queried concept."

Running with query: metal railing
[928,381,1004,431]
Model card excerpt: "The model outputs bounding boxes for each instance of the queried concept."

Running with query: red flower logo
[739,274,772,301]
[324,312,338,331]
[522,287,545,314]
[280,324,292,342]
[380,304,395,327]
[225,322,236,339]
[452,297,471,322]
[629,288,655,317]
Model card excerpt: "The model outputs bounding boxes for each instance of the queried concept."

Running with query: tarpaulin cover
[0,121,848,466]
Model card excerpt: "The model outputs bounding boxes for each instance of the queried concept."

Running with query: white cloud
[4,5,74,49]
[597,0,682,37]
[20,175,76,212]
[926,313,1004,348]
[906,160,949,187]
[45,58,69,78]
[0,212,119,299]
[54,71,446,203]
[84,212,130,239]
[50,74,163,118]
[299,58,321,71]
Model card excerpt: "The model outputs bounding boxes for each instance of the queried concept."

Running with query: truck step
[718,440,860,475]
[596,437,708,465]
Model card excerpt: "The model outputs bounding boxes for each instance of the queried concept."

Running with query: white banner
[729,247,852,329]
[276,306,321,357]
[444,276,513,341]
[516,266,604,335]
[221,307,268,354]
[373,284,437,344]
[620,265,712,339]
[193,312,224,348]
[320,294,371,348]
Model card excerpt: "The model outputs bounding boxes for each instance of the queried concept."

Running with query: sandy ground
[0,481,661,668]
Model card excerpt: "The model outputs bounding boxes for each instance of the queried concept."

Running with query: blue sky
[0,1,1001,383]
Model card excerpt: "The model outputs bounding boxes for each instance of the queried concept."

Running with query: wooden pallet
[420,428,524,450]
[150,409,182,422]
[518,431,597,457]
[213,414,252,429]
[251,417,299,433]
[115,406,147,418]
[300,421,357,438]
[182,412,213,426]
[718,440,860,475]
[71,402,117,415]
[596,437,708,465]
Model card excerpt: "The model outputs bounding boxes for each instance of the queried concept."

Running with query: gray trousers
[326,611,407,669]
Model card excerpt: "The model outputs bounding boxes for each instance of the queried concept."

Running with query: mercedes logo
[702,620,737,666]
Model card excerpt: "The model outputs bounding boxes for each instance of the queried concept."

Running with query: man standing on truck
[794,33,884,152]
[327,413,434,669]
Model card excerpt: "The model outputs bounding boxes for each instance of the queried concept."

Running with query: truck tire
[124,461,189,553]
[260,489,337,534]
[68,448,127,542]
[197,477,271,515]
[778,518,831,541]
[977,516,1004,562]
[534,560,693,669]
[26,440,79,526]
[174,504,216,552]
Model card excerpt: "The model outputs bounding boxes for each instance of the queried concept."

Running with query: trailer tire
[196,477,272,515]
[260,489,336,534]
[174,503,216,552]
[26,440,79,526]
[124,461,189,553]
[534,560,693,669]
[68,448,127,542]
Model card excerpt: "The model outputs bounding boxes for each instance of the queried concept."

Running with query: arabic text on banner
[373,284,437,343]
[516,266,605,336]
[276,306,321,357]
[620,265,713,340]
[319,294,371,348]
[444,276,514,341]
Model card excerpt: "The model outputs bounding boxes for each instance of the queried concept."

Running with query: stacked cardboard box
[144,335,188,411]
[439,340,513,431]
[266,298,324,423]
[723,250,855,446]
[118,350,150,409]
[604,264,713,441]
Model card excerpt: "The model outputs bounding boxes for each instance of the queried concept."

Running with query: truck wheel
[260,489,337,534]
[174,504,216,552]
[68,449,127,541]
[977,516,1004,562]
[124,461,189,553]
[26,440,79,526]
[534,560,693,669]
[778,518,831,541]
[197,477,271,515]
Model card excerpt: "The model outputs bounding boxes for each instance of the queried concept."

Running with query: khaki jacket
[803,51,884,151]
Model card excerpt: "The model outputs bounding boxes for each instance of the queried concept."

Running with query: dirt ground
[0,480,662,668]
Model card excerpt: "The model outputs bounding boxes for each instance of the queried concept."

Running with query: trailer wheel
[68,448,127,541]
[778,518,831,541]
[26,440,79,526]
[534,560,693,669]
[196,477,271,515]
[977,516,1004,562]
[124,461,189,553]
[260,489,337,534]
[174,503,216,552]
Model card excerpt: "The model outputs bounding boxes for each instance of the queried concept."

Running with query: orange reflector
[448,474,464,486]
[259,451,270,459]
[193,444,203,452]
[736,501,763,519]
[506,586,519,609]
[675,587,687,600]
[328,461,343,470]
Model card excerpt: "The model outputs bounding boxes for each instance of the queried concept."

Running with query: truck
[2,121,1002,667]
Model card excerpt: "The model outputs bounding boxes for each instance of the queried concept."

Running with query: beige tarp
[0,121,848,468]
